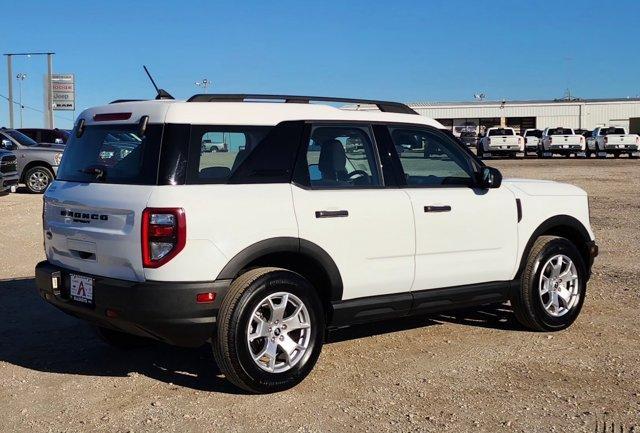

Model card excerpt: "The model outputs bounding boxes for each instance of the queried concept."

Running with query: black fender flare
[516,214,592,278]
[215,237,344,301]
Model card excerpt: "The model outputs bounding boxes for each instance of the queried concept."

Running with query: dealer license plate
[70,274,94,304]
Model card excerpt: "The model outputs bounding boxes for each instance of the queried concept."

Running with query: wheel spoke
[283,305,310,331]
[557,286,572,305]
[550,291,560,312]
[540,275,550,295]
[248,316,269,342]
[278,334,302,365]
[269,293,288,322]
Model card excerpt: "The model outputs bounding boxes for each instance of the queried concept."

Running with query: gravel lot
[1,159,638,433]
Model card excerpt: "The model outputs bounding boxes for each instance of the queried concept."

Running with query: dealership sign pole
[3,52,55,128]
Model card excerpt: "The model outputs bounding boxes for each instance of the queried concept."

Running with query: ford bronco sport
[36,94,598,393]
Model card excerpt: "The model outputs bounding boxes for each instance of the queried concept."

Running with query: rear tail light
[580,136,585,144]
[604,137,608,144]
[487,138,491,145]
[549,137,553,144]
[518,137,522,144]
[636,136,639,145]
[142,208,186,268]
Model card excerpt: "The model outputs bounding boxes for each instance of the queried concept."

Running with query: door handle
[315,210,349,218]
[424,205,451,213]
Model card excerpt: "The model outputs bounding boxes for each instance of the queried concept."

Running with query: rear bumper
[547,145,584,153]
[603,144,638,151]
[35,261,230,347]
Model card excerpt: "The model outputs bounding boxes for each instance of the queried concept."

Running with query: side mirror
[478,166,502,189]
[1,139,16,150]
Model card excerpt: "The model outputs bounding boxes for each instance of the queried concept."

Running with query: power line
[0,93,74,123]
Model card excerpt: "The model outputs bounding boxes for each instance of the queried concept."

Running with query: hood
[503,178,587,197]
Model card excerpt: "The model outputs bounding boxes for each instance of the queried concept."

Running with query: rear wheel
[24,166,54,194]
[511,236,587,331]
[212,267,324,393]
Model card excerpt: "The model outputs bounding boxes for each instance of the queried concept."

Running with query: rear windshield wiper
[79,165,107,181]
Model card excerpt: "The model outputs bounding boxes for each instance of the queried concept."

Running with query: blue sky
[3,0,640,129]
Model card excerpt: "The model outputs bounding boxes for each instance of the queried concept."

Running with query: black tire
[95,326,151,349]
[24,166,54,194]
[212,267,325,393]
[510,236,587,332]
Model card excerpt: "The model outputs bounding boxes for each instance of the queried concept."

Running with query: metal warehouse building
[408,98,640,135]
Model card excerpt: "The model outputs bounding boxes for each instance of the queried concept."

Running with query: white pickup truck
[477,127,524,158]
[539,128,586,158]
[523,129,542,155]
[588,127,639,158]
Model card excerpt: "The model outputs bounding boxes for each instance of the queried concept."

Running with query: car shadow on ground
[0,277,522,393]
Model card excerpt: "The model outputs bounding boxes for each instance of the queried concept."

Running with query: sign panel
[51,74,75,111]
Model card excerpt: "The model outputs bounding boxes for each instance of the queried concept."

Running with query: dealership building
[408,98,640,135]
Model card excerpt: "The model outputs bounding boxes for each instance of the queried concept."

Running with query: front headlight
[54,152,63,165]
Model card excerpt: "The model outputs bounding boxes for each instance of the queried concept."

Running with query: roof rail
[109,99,145,104]
[186,94,418,115]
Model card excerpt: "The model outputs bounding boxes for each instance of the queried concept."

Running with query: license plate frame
[69,274,94,305]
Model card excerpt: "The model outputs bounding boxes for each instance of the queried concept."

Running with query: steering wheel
[347,170,370,184]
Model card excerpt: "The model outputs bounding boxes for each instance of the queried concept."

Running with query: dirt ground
[0,158,638,433]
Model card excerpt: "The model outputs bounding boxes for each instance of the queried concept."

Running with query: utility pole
[47,53,54,128]
[16,73,27,128]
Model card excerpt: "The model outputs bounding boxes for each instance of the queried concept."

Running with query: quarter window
[192,127,271,182]
[302,126,381,187]
[389,128,477,187]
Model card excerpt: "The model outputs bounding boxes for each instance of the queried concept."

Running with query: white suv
[36,94,598,393]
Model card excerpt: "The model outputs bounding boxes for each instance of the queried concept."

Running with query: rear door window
[56,124,162,184]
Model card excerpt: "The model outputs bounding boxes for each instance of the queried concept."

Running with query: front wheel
[24,166,54,194]
[212,268,325,393]
[510,236,587,331]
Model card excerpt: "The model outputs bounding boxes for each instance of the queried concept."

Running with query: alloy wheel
[246,292,312,373]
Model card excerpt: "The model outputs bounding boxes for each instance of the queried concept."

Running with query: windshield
[488,128,514,136]
[600,127,625,135]
[547,128,574,135]
[57,124,163,184]
[525,130,542,138]
[3,129,38,146]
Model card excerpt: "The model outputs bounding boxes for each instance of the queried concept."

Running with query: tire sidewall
[230,271,324,392]
[528,239,587,330]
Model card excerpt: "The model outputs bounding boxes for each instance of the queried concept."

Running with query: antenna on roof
[143,65,174,100]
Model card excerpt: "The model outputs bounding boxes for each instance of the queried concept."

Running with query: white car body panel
[43,182,154,282]
[406,187,519,290]
[291,185,415,300]
[143,184,299,282]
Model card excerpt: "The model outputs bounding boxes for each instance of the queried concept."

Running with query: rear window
[547,128,574,135]
[525,130,542,138]
[600,127,625,135]
[57,124,162,184]
[488,128,514,136]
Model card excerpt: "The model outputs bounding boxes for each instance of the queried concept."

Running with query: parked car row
[473,126,639,159]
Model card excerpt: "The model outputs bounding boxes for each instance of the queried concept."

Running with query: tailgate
[493,136,519,145]
[44,181,154,281]
[608,135,637,145]
[553,135,582,145]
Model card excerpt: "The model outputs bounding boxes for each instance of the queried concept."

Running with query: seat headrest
[318,139,347,179]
